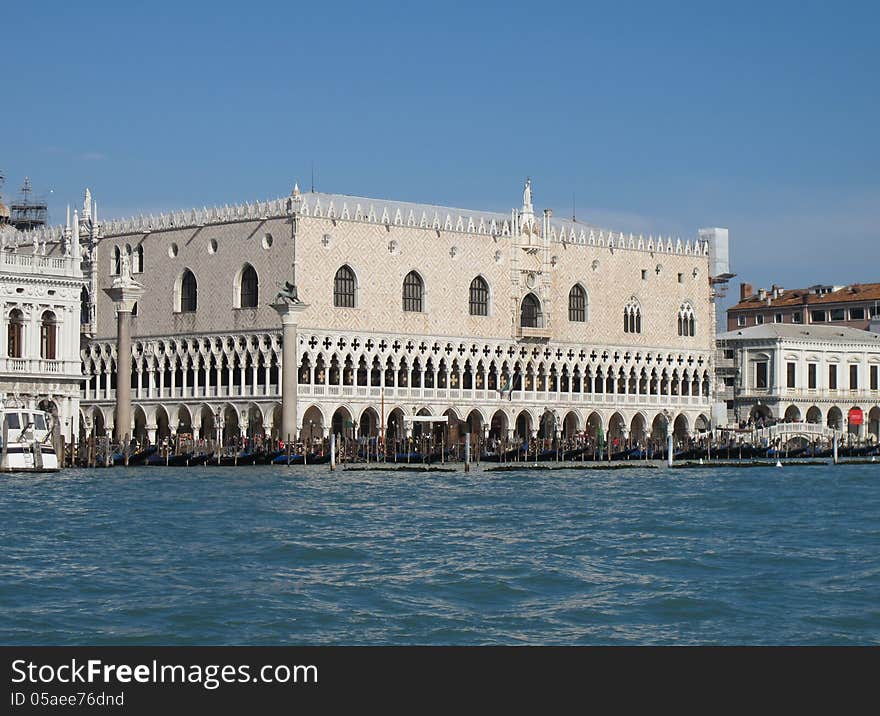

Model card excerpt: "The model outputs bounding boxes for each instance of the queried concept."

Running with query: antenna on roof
[311,163,315,193]
[572,193,576,222]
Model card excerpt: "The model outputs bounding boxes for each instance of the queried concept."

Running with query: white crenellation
[19,187,710,259]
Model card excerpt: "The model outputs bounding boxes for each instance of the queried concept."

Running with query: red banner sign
[848,408,864,425]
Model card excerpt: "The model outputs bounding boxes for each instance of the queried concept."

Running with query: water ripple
[1,464,879,644]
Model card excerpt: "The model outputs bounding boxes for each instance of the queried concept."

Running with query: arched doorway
[359,407,380,438]
[387,407,406,442]
[630,413,647,445]
[784,405,801,422]
[442,408,460,446]
[826,406,843,431]
[515,410,532,442]
[245,404,265,444]
[673,414,689,443]
[331,406,354,440]
[413,407,432,441]
[651,413,668,442]
[562,411,580,440]
[607,412,626,451]
[805,406,822,424]
[133,405,147,445]
[489,410,508,441]
[466,409,483,437]
[586,411,602,443]
[177,405,193,437]
[847,406,863,438]
[749,404,773,425]
[538,410,556,441]
[868,406,880,442]
[199,405,215,441]
[694,414,710,434]
[155,405,171,442]
[222,405,239,443]
[302,405,324,446]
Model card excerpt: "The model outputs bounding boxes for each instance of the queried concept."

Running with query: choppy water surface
[1,464,879,645]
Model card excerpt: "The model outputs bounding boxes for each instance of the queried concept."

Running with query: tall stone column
[272,299,308,443]
[104,265,144,446]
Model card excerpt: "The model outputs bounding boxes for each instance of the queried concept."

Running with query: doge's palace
[65,179,727,448]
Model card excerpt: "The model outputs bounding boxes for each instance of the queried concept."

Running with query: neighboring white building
[0,199,86,445]
[716,324,880,441]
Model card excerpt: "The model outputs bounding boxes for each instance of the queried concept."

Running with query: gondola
[147,451,195,467]
[271,451,331,465]
[113,445,157,466]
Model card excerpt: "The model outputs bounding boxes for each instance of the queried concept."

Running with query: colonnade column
[272,297,308,443]
[104,271,144,446]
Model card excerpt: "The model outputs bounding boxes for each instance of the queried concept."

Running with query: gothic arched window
[179,270,197,312]
[240,264,258,308]
[403,271,423,312]
[334,265,357,308]
[469,276,489,316]
[624,298,641,334]
[678,302,696,337]
[112,245,121,275]
[520,293,542,328]
[135,245,144,273]
[568,284,587,322]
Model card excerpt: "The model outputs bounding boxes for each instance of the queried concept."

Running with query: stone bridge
[755,422,843,444]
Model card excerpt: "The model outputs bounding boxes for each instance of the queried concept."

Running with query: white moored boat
[1,408,60,473]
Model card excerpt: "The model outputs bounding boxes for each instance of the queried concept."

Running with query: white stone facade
[0,217,85,444]
[59,181,723,446]
[717,324,880,441]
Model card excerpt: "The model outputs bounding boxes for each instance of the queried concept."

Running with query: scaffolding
[9,177,48,231]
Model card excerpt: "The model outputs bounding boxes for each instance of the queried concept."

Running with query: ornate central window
[520,293,542,328]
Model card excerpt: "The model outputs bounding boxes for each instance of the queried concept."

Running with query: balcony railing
[83,380,711,408]
[2,252,79,277]
[516,325,552,340]
[0,358,74,376]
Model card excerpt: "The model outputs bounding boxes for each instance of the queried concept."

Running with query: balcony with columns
[82,362,710,410]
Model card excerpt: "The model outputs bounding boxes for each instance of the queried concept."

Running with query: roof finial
[292,183,300,197]
[519,177,535,233]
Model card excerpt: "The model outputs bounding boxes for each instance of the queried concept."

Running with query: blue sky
[2,1,877,307]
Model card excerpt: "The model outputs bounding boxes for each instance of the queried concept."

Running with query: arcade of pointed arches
[79,398,713,448]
